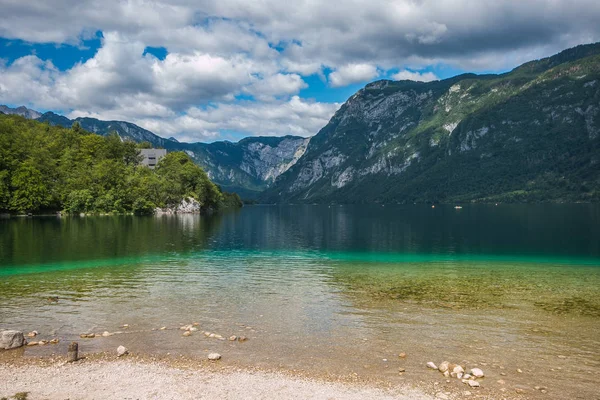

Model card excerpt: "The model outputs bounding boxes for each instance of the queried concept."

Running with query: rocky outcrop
[1,330,25,350]
[155,197,202,214]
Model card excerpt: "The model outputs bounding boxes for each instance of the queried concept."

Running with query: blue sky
[1,0,599,143]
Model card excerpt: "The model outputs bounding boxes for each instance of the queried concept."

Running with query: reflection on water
[1,205,600,399]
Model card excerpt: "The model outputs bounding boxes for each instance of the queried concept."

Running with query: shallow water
[1,205,599,399]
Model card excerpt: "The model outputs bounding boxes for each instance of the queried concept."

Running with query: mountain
[0,105,41,119]
[262,43,600,204]
[33,112,308,198]
[37,112,170,147]
[162,136,310,198]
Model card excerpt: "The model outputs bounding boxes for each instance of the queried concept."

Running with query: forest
[0,114,242,214]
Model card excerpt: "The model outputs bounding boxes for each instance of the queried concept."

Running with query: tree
[9,161,51,212]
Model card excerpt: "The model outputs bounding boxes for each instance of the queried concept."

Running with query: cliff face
[262,43,600,203]
[168,136,310,197]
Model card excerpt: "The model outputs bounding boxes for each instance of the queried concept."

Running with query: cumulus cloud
[1,0,600,141]
[329,64,379,87]
[392,70,439,82]
[133,96,341,142]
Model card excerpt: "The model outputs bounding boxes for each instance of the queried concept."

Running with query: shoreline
[1,352,446,400]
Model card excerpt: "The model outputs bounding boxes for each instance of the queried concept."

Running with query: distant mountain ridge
[261,42,600,203]
[0,105,41,120]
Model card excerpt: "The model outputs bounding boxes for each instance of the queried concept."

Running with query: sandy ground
[0,358,439,400]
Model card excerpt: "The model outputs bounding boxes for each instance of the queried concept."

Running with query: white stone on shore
[469,368,484,378]
[466,380,480,388]
[102,331,113,337]
[117,345,128,357]
[26,331,38,338]
[229,336,238,341]
[463,373,472,379]
[1,330,24,350]
[438,361,450,372]
[183,331,192,337]
[208,353,221,360]
[427,362,438,370]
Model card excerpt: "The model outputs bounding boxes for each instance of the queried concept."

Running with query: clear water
[1,205,599,399]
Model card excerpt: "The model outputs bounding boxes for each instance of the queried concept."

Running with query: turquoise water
[1,205,599,398]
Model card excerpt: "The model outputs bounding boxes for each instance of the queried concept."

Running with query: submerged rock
[183,331,192,337]
[117,345,128,357]
[229,336,238,341]
[26,331,38,338]
[1,330,25,350]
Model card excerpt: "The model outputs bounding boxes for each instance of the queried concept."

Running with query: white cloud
[392,70,439,82]
[2,0,600,141]
[329,64,379,87]
[134,96,341,142]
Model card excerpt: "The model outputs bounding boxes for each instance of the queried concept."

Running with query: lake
[1,204,599,399]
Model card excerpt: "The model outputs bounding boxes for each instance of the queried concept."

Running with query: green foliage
[9,160,51,212]
[0,115,240,214]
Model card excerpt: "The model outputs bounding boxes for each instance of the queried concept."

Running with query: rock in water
[0,330,25,350]
[183,331,192,337]
[438,361,450,372]
[469,368,484,378]
[427,362,438,369]
[208,353,222,360]
[117,345,128,357]
[451,365,465,378]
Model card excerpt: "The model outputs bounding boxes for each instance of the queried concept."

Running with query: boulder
[1,330,25,350]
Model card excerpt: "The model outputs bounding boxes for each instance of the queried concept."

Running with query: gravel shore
[0,359,437,400]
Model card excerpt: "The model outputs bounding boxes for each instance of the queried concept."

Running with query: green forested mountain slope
[262,43,600,203]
